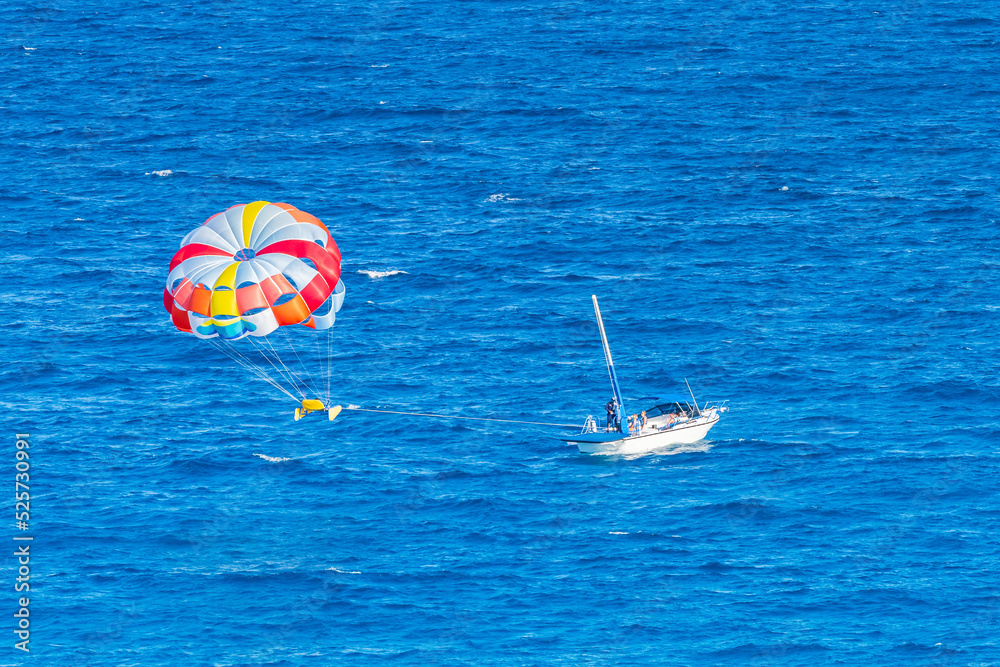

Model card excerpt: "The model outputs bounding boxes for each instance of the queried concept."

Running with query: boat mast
[684,378,701,415]
[592,295,627,434]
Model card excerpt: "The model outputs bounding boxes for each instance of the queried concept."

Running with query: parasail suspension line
[247,336,308,399]
[222,344,294,400]
[243,336,299,397]
[275,326,321,400]
[265,336,315,399]
[325,326,333,406]
[208,339,298,402]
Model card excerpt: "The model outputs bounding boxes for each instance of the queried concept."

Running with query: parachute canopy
[164,201,345,340]
[164,202,346,408]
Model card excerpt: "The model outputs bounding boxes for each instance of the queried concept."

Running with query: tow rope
[341,406,579,428]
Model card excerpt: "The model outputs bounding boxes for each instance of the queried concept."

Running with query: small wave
[370,64,389,68]
[23,47,37,51]
[253,453,290,463]
[327,567,361,574]
[485,193,522,202]
[347,404,360,409]
[357,269,408,279]
[609,531,628,535]
[146,169,173,177]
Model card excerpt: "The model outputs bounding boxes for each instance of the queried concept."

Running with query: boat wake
[642,442,713,459]
[592,441,713,460]
[653,441,713,456]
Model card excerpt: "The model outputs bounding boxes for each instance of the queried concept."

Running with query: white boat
[562,296,727,455]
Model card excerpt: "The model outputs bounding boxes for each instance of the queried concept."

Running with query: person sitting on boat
[628,414,640,435]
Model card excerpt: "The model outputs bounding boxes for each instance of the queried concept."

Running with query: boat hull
[562,413,719,455]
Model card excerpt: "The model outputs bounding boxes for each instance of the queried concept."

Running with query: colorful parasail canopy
[164,201,345,341]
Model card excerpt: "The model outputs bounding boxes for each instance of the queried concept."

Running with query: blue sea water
[3,1,1000,664]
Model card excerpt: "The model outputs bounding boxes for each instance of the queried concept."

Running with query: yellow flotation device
[293,400,343,422]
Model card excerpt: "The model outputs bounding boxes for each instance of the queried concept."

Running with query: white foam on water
[655,442,713,456]
[254,453,290,463]
[23,47,36,51]
[609,531,628,535]
[486,193,522,202]
[357,269,408,279]
[371,64,389,68]
[347,404,360,409]
[327,567,361,574]
[609,442,712,461]
[146,169,173,177]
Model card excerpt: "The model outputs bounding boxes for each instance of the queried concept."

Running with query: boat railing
[700,400,729,413]
[580,415,598,434]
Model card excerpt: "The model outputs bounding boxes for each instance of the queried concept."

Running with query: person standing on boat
[605,400,617,431]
